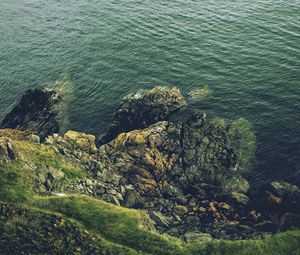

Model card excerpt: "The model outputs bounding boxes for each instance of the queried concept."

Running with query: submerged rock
[188,85,212,101]
[100,86,186,144]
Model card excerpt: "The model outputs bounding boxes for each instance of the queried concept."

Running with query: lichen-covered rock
[100,86,186,144]
[35,166,65,193]
[63,130,97,154]
[222,176,250,194]
[175,114,238,193]
[98,121,183,207]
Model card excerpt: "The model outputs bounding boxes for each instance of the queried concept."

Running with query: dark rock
[1,88,61,140]
[123,190,144,209]
[149,211,172,228]
[0,139,18,161]
[177,113,238,192]
[35,166,65,192]
[100,86,186,144]
[227,192,250,205]
[222,176,250,194]
[257,181,300,213]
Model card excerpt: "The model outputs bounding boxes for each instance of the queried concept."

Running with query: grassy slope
[33,195,300,255]
[0,139,299,254]
[0,140,85,203]
[0,202,146,255]
[33,195,186,255]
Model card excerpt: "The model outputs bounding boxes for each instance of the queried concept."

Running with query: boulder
[1,88,61,140]
[259,181,300,212]
[100,86,186,144]
[35,166,65,192]
[123,190,144,209]
[0,139,18,161]
[64,130,97,154]
[178,114,238,191]
[222,176,250,194]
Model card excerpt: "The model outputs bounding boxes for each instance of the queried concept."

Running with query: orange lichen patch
[218,202,231,210]
[265,191,283,205]
[208,202,217,213]
[133,133,146,144]
[248,210,259,220]
[199,207,207,213]
[175,205,189,214]
[228,220,240,226]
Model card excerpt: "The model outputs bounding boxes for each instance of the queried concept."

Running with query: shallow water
[0,0,299,182]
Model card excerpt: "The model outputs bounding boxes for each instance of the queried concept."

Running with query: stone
[1,88,61,140]
[149,211,171,228]
[100,86,186,144]
[7,142,18,160]
[229,192,249,204]
[64,130,97,153]
[0,140,8,161]
[85,179,93,186]
[270,181,300,198]
[27,134,41,144]
[222,176,250,194]
[179,113,238,191]
[123,190,144,209]
[257,181,300,213]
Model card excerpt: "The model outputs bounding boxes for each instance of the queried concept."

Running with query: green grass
[188,231,300,255]
[33,195,186,255]
[14,140,85,182]
[0,140,85,203]
[0,202,146,255]
[0,161,33,203]
[32,195,300,255]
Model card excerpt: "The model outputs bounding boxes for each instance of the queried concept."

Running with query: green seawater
[0,0,299,182]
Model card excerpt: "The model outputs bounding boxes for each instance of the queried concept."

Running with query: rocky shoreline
[1,85,300,244]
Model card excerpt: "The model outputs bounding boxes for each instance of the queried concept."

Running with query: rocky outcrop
[1,88,61,140]
[100,87,186,144]
[1,85,299,242]
[0,137,18,162]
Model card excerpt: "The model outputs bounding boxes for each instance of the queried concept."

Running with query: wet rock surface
[1,87,61,140]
